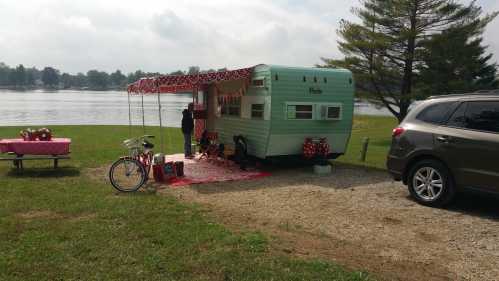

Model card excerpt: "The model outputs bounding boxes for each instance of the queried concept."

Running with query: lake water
[0,90,392,127]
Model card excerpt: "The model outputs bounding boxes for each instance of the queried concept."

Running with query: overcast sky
[0,0,498,74]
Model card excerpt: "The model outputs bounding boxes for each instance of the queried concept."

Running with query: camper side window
[251,104,264,119]
[221,97,241,117]
[287,104,313,120]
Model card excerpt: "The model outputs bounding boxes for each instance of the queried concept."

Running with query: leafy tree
[25,68,36,86]
[169,70,185,75]
[0,62,12,86]
[200,69,217,74]
[323,0,497,122]
[87,70,109,89]
[417,21,498,96]
[127,70,145,84]
[110,70,127,87]
[73,73,87,88]
[61,73,72,89]
[187,66,200,75]
[14,64,26,86]
[41,67,60,87]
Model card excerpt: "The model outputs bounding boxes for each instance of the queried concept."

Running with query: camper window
[252,78,265,88]
[327,106,341,119]
[251,104,264,119]
[287,104,313,120]
[221,97,241,117]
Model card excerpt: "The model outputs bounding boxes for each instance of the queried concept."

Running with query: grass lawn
[0,124,379,280]
[337,115,398,169]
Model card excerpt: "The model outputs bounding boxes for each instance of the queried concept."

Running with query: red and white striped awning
[127,66,254,95]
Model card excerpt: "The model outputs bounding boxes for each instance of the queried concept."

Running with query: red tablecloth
[0,138,71,155]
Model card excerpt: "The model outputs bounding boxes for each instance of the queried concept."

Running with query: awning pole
[127,91,132,138]
[157,92,164,153]
[141,94,146,134]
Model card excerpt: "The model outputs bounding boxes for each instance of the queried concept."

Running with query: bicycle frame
[121,135,155,178]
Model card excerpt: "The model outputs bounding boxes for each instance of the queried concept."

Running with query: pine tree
[323,0,497,122]
[417,16,498,96]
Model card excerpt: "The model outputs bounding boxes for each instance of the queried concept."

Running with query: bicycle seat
[142,140,154,149]
[143,135,155,139]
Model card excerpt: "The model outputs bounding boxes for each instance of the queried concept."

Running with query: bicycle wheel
[109,158,146,192]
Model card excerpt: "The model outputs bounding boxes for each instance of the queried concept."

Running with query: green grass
[338,115,398,169]
[0,125,375,281]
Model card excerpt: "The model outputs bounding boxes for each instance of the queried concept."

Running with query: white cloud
[62,16,94,31]
[0,0,497,74]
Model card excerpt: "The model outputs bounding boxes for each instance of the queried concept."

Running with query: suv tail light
[392,127,405,137]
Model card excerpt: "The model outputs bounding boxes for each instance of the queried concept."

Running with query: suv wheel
[407,159,455,207]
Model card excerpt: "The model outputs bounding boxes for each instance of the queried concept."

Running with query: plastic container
[164,161,176,181]
[153,164,165,182]
[175,161,184,177]
[153,153,165,165]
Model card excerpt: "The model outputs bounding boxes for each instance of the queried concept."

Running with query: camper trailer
[128,64,354,160]
[202,64,354,159]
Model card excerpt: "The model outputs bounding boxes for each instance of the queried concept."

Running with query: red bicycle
[108,135,155,192]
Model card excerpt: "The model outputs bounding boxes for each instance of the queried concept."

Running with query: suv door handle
[436,135,452,143]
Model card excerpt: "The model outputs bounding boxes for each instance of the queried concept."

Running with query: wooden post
[360,137,369,162]
[127,91,132,138]
[157,92,164,153]
[141,94,146,134]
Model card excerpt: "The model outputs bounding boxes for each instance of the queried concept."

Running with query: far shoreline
[0,86,126,92]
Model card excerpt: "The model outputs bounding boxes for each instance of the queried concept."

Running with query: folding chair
[199,132,219,160]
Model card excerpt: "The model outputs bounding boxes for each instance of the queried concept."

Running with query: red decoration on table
[19,128,53,141]
[37,128,52,141]
[20,129,35,141]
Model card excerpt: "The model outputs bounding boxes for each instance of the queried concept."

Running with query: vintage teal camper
[204,65,354,159]
[128,64,354,159]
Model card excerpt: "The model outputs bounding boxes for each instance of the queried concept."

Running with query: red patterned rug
[164,154,271,187]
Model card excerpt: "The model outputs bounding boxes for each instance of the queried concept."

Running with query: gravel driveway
[162,165,499,281]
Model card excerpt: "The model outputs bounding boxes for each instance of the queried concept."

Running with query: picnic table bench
[0,138,71,171]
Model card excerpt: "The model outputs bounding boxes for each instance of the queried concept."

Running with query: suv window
[416,101,456,124]
[447,102,467,128]
[465,101,499,133]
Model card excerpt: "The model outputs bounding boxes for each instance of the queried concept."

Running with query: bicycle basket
[123,138,141,149]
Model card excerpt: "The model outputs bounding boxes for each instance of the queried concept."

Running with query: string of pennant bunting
[127,66,254,95]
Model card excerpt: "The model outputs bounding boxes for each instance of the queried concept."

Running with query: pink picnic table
[0,138,71,170]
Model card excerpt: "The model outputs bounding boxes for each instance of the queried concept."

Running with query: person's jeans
[183,133,192,156]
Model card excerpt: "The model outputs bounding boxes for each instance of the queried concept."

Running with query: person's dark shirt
[181,110,194,134]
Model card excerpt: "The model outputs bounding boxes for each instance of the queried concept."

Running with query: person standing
[181,109,194,158]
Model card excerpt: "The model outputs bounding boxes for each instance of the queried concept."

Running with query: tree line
[0,64,217,91]
[323,0,499,122]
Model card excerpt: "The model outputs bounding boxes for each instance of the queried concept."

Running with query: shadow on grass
[6,167,81,178]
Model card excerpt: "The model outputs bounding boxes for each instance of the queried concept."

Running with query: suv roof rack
[428,90,499,99]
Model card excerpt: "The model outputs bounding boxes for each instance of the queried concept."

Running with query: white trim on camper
[317,102,343,121]
[284,102,316,120]
[241,96,271,120]
[284,102,344,121]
